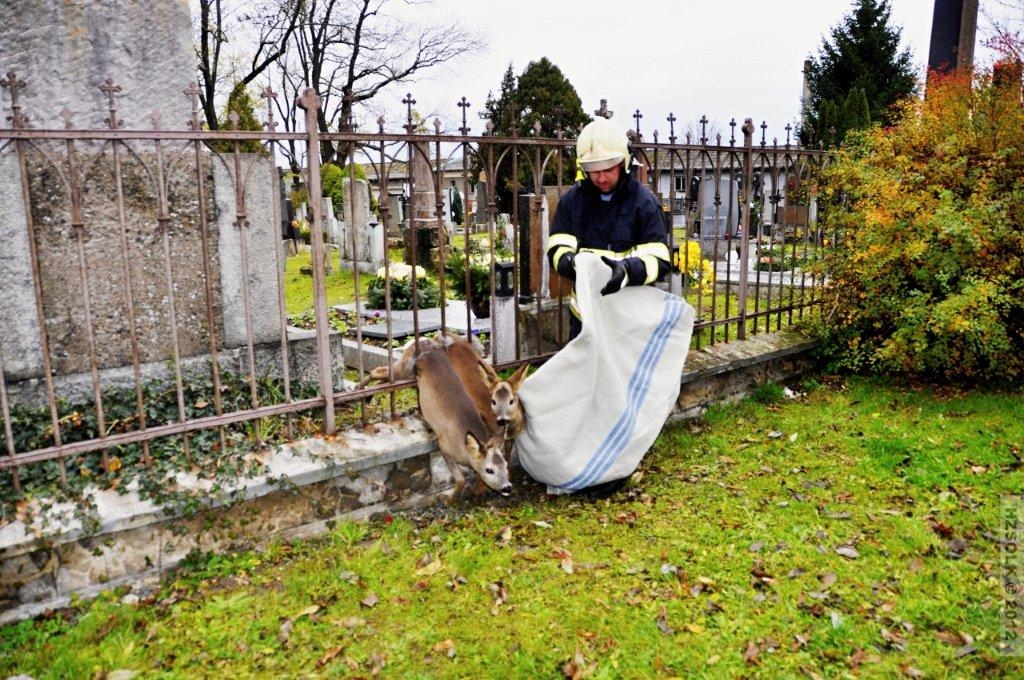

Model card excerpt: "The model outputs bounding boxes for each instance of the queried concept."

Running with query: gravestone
[337,179,382,272]
[404,141,443,270]
[323,197,340,244]
[0,0,193,130]
[0,0,281,382]
[474,175,489,227]
[516,194,548,303]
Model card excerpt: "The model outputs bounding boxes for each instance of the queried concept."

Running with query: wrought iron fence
[0,74,829,496]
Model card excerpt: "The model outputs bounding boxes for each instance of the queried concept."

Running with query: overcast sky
[371,0,1007,140]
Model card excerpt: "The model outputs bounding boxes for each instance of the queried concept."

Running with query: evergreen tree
[213,82,266,154]
[802,0,917,147]
[476,59,588,212]
[451,188,464,226]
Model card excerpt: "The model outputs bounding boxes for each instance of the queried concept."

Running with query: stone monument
[0,0,280,388]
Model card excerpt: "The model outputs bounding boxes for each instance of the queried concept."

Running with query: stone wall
[0,0,193,131]
[0,330,818,625]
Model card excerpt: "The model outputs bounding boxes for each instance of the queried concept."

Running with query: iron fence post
[297,88,335,434]
[737,119,755,341]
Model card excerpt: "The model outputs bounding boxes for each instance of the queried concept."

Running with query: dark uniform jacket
[547,172,671,287]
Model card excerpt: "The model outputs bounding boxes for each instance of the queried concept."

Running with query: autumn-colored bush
[814,70,1024,383]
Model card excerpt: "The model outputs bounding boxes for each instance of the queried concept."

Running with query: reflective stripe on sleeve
[546,232,577,255]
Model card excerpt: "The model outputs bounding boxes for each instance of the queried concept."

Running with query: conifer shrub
[814,70,1024,383]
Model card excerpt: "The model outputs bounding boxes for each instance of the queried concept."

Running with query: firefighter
[546,117,671,340]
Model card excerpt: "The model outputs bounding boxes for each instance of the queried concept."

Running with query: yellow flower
[376,264,426,281]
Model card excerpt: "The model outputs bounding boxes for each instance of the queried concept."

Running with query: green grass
[283,249,370,316]
[3,376,1022,677]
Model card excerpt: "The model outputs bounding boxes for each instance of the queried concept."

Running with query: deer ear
[508,363,530,388]
[478,359,500,387]
[464,432,485,461]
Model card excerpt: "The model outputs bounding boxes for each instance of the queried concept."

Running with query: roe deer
[439,333,502,437]
[355,336,441,389]
[413,348,512,502]
[481,362,530,440]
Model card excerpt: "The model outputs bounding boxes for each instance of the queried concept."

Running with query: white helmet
[576,117,630,172]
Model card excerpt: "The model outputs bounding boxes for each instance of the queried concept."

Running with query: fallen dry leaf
[552,548,574,574]
[835,545,860,559]
[881,627,907,651]
[414,558,445,577]
[332,616,366,628]
[655,606,674,635]
[935,629,967,646]
[360,592,380,608]
[317,645,344,667]
[278,619,293,644]
[742,641,760,665]
[432,639,457,658]
[293,604,320,620]
[496,525,513,546]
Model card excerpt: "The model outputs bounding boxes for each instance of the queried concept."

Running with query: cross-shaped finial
[666,112,677,144]
[261,86,278,132]
[760,120,768,148]
[99,77,123,129]
[59,106,74,129]
[698,115,708,145]
[784,123,792,148]
[632,109,642,138]
[729,118,737,146]
[402,93,416,133]
[457,97,470,135]
[505,99,518,134]
[296,88,322,113]
[184,80,202,130]
[377,115,385,133]
[594,98,613,119]
[149,109,164,130]
[1,71,29,128]
[227,110,240,130]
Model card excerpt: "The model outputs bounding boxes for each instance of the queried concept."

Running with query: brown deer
[438,333,502,436]
[482,362,530,441]
[355,336,441,389]
[412,347,512,502]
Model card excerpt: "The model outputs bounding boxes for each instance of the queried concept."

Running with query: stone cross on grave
[594,99,613,119]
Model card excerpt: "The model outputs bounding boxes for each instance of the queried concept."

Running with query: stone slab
[336,300,491,340]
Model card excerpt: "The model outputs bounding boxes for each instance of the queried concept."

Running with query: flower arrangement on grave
[676,240,715,294]
[366,263,441,310]
[444,237,513,318]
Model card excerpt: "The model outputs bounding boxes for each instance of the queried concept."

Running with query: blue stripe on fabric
[557,294,684,491]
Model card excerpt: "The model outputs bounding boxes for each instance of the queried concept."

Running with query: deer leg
[440,454,466,505]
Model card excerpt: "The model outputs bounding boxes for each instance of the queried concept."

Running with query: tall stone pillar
[0,0,193,130]
[404,141,443,271]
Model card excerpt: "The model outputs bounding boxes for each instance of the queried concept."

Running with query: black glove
[600,256,627,296]
[556,251,576,281]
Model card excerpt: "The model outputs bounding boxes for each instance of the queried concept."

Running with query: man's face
[587,163,622,193]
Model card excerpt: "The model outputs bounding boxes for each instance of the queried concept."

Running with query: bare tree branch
[276,0,484,165]
[193,0,303,130]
